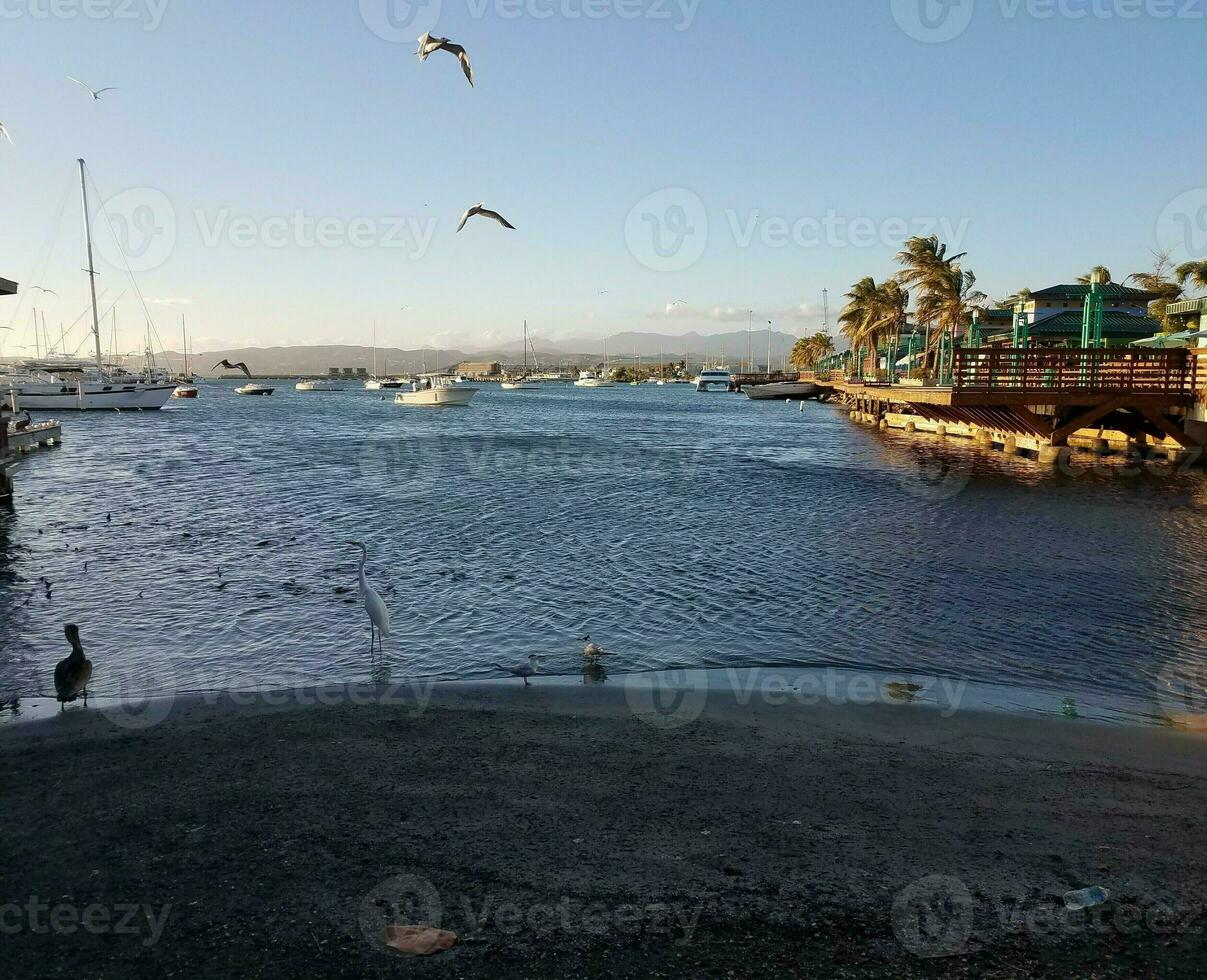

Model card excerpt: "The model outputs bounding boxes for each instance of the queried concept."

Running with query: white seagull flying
[417,33,474,88]
[0,122,11,145]
[457,203,516,234]
[68,77,118,100]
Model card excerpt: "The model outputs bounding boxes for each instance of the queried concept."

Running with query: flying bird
[457,203,516,234]
[68,77,118,100]
[348,541,391,655]
[54,624,93,708]
[29,286,58,297]
[417,33,474,87]
[213,359,253,378]
[0,122,11,145]
[497,655,542,686]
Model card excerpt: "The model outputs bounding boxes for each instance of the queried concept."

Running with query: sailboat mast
[181,314,188,376]
[78,159,104,374]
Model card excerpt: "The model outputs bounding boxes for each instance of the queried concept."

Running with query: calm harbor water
[2,381,1206,724]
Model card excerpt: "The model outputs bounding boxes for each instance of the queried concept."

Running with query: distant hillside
[156,329,805,377]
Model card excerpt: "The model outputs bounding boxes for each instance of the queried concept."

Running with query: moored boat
[395,374,477,407]
[236,383,275,396]
[744,381,819,401]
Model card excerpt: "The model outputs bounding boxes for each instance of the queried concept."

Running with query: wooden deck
[836,348,1202,451]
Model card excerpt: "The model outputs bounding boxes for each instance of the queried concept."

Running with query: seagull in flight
[68,77,119,100]
[417,33,474,87]
[0,122,11,145]
[457,203,516,234]
[213,359,253,378]
[30,286,58,297]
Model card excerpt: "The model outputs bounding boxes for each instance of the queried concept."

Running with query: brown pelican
[54,625,93,708]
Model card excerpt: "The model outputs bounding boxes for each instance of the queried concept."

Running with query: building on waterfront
[455,361,502,378]
[981,283,1161,347]
[1,276,19,504]
[1167,297,1207,334]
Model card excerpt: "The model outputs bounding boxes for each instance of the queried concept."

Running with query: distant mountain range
[166,330,804,377]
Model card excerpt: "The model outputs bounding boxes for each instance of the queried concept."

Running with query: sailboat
[501,322,542,390]
[363,323,409,390]
[172,316,199,398]
[1,160,177,411]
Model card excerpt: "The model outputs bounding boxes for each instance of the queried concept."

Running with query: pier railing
[952,348,1196,396]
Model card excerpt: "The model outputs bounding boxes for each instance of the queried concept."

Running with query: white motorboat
[574,370,615,388]
[395,374,477,407]
[172,384,199,399]
[295,379,344,392]
[236,383,275,396]
[744,381,819,401]
[695,368,733,393]
[364,377,409,390]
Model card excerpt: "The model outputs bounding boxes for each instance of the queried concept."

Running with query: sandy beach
[3,674,1206,978]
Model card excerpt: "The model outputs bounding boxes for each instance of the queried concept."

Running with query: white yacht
[236,383,275,396]
[395,374,477,407]
[295,379,345,392]
[0,161,176,412]
[364,377,409,391]
[695,368,733,393]
[574,370,615,388]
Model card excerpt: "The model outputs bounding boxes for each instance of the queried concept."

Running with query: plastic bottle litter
[1064,886,1109,911]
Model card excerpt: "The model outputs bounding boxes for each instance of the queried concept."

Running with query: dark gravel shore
[3,677,1206,978]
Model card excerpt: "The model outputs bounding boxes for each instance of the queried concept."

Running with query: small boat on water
[744,381,819,401]
[236,383,275,396]
[574,370,614,388]
[172,385,199,399]
[364,377,410,390]
[295,379,344,392]
[173,316,199,398]
[395,374,477,407]
[695,368,733,393]
[501,321,544,391]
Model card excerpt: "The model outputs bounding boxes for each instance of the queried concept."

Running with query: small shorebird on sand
[497,655,541,686]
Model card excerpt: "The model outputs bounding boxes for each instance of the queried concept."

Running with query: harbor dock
[836,346,1202,462]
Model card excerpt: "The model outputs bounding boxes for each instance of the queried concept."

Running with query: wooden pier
[1,413,63,504]
[837,347,1203,462]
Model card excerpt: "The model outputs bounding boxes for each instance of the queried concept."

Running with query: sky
[2,0,1206,358]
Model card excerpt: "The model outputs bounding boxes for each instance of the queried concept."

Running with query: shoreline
[4,677,1207,977]
[1,664,1192,733]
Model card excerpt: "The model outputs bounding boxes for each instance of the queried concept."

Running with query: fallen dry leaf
[385,925,457,957]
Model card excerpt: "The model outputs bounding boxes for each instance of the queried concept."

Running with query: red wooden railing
[952,348,1197,396]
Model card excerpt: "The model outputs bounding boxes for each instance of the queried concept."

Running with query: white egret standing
[348,541,391,655]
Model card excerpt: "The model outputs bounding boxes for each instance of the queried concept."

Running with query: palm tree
[997,287,1032,310]
[1127,251,1184,332]
[810,330,835,364]
[1077,266,1114,285]
[789,337,814,370]
[895,236,982,370]
[1175,261,1207,294]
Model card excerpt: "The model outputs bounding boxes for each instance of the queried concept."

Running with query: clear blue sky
[2,0,1205,357]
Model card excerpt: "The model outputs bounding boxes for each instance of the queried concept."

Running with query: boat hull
[501,382,542,391]
[6,382,177,411]
[395,387,478,407]
[172,386,200,399]
[236,386,275,396]
[744,382,819,401]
